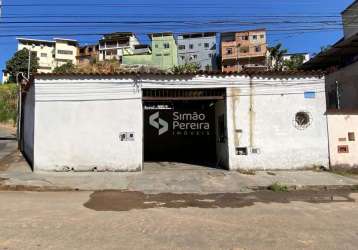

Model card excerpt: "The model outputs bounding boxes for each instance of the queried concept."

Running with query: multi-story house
[98,32,139,62]
[150,33,178,69]
[122,32,178,70]
[77,44,99,64]
[221,29,268,73]
[53,38,79,67]
[17,38,78,73]
[177,32,217,71]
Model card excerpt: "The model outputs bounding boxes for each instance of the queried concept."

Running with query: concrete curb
[1,181,358,193]
[250,184,358,192]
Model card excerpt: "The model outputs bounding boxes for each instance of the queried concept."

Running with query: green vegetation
[5,49,39,82]
[268,43,288,71]
[237,169,256,175]
[268,182,289,192]
[171,63,200,74]
[283,54,306,70]
[53,62,76,74]
[0,84,18,124]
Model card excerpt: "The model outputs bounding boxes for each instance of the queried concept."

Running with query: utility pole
[28,49,31,79]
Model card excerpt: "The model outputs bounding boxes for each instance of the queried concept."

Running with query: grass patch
[237,169,256,175]
[0,84,18,124]
[268,182,289,192]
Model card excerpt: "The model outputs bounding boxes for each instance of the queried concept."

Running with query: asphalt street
[0,190,358,250]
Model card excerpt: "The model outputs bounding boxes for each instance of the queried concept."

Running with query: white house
[21,71,329,172]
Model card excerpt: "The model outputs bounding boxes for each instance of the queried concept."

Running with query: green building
[123,33,178,70]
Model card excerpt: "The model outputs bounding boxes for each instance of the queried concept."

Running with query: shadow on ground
[84,189,358,212]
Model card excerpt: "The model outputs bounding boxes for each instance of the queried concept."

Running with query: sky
[0,0,354,80]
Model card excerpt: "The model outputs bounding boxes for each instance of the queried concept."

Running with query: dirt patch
[83,189,358,212]
[0,151,22,171]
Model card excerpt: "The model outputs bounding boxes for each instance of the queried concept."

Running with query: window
[164,53,170,56]
[57,50,73,55]
[180,56,185,60]
[189,44,194,49]
[189,55,197,60]
[88,47,93,52]
[163,43,170,49]
[240,47,249,53]
[198,43,202,47]
[40,53,47,57]
[178,45,185,50]
[294,111,312,130]
[260,34,265,39]
[252,35,257,40]
[242,36,249,40]
[255,46,261,53]
[204,43,210,48]
[155,44,159,48]
[226,48,233,54]
[208,53,212,58]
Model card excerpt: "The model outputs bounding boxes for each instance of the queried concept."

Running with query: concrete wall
[33,77,143,172]
[22,83,35,166]
[327,112,358,169]
[226,76,329,170]
[122,54,154,66]
[326,61,358,109]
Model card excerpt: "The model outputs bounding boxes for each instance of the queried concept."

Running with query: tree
[283,54,305,70]
[53,62,76,74]
[171,63,200,74]
[268,43,288,70]
[5,49,39,82]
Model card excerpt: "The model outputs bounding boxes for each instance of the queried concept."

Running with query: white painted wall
[27,74,328,171]
[226,76,329,170]
[327,113,358,169]
[33,77,143,172]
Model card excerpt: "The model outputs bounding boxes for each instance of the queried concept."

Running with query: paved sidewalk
[1,161,358,193]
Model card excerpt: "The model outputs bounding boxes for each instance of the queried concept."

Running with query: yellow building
[17,38,78,73]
